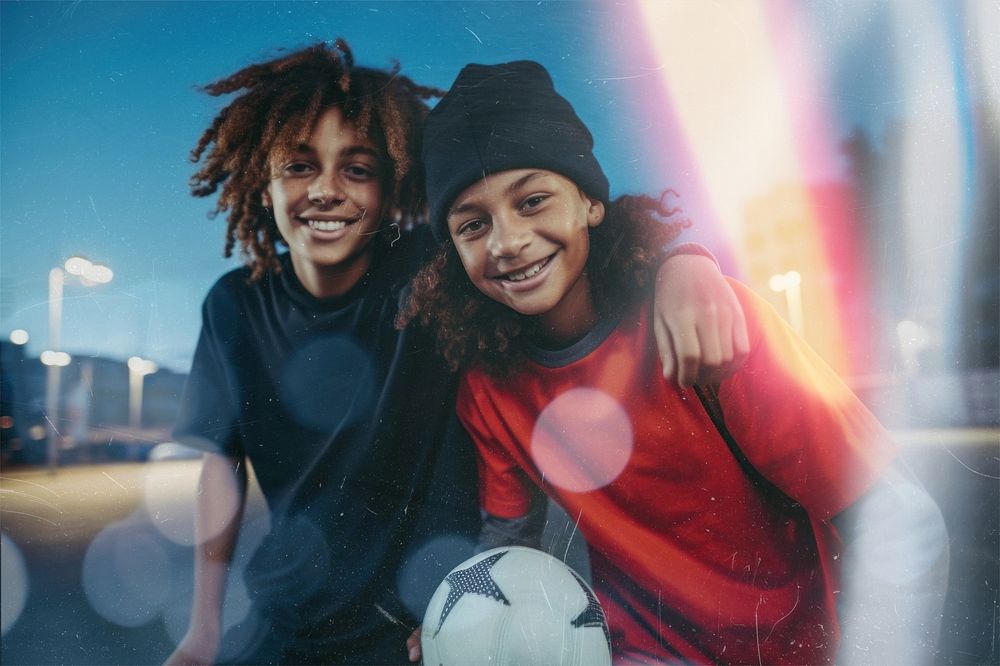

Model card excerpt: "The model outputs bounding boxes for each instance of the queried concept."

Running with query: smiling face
[447,169,605,345]
[265,106,386,298]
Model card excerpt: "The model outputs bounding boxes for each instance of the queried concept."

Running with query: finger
[673,319,702,389]
[732,303,751,364]
[653,314,676,381]
[696,306,725,370]
[714,307,735,367]
[407,627,422,663]
[699,310,747,385]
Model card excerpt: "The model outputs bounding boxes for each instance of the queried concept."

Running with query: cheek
[267,181,295,209]
[455,248,475,272]
[454,245,484,279]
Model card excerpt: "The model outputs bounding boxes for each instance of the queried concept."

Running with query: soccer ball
[421,546,612,666]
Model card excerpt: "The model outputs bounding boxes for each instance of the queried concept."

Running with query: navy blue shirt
[174,228,479,663]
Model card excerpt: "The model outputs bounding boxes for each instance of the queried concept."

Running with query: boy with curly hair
[402,60,948,664]
[169,42,747,665]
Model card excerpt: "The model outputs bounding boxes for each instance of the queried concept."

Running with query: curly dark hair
[397,190,690,376]
[189,38,443,281]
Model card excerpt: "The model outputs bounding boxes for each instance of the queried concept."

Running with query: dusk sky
[1,1,991,372]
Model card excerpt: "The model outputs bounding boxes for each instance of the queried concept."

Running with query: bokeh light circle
[143,444,240,547]
[245,514,332,610]
[530,388,634,493]
[162,561,253,648]
[397,534,476,618]
[279,335,376,432]
[82,521,171,627]
[1,533,29,636]
[163,502,269,656]
[148,441,203,462]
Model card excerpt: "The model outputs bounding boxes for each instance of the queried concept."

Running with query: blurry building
[0,347,187,466]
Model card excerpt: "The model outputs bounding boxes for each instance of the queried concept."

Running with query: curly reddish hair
[190,39,443,281]
[397,191,689,376]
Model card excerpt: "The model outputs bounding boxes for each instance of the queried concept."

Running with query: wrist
[662,242,719,270]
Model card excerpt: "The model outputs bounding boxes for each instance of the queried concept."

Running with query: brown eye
[283,162,315,176]
[521,194,548,210]
[344,164,376,179]
[459,219,486,236]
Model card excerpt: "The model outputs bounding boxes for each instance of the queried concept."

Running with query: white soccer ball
[421,546,612,666]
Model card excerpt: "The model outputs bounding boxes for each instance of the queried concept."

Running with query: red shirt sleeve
[456,374,534,519]
[717,279,897,521]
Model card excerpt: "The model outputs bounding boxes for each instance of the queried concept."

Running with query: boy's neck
[532,274,599,349]
[289,250,373,299]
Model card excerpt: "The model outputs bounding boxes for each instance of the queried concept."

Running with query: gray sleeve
[832,458,950,665]
[476,495,547,553]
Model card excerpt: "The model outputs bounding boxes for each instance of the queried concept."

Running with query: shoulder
[204,264,254,300]
[457,367,491,402]
[456,366,516,411]
[455,367,513,435]
[200,263,278,322]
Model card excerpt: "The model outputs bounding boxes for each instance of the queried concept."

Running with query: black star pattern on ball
[569,569,611,647]
[434,551,511,636]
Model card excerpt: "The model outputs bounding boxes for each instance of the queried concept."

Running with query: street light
[40,351,72,366]
[769,270,804,335]
[127,356,158,430]
[9,330,29,345]
[45,256,113,472]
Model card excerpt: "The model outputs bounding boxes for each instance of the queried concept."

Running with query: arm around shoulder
[653,246,749,388]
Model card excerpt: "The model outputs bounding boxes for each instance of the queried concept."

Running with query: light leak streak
[635,0,852,373]
[890,2,967,349]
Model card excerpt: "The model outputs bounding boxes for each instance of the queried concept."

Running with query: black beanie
[423,60,610,243]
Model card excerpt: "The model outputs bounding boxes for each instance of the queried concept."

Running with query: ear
[586,197,605,228]
[261,187,272,208]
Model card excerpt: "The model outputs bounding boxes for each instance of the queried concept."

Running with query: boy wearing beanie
[403,61,948,665]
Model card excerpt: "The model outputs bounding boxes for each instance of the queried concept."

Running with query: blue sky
[1,1,951,372]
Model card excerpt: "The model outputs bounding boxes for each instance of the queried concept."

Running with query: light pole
[769,270,804,336]
[127,356,157,431]
[44,257,113,472]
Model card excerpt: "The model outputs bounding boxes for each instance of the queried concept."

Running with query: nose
[308,172,345,207]
[487,213,532,258]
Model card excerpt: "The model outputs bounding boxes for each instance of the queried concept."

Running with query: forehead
[301,107,376,150]
[271,105,381,162]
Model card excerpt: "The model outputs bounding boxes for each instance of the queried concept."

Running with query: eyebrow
[288,143,381,160]
[447,171,547,219]
[342,145,381,160]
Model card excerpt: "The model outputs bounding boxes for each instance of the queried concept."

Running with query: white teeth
[306,219,347,232]
[504,258,548,282]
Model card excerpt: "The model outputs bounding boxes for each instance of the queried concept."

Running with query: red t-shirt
[457,279,895,664]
